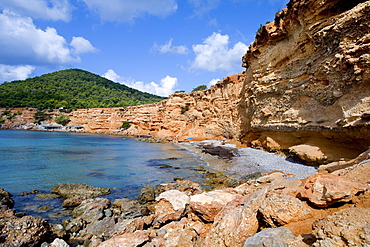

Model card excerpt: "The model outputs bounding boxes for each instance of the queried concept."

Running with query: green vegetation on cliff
[0,69,165,109]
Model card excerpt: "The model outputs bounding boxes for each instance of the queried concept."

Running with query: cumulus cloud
[103,69,178,97]
[190,32,248,72]
[70,36,98,56]
[152,39,188,54]
[0,10,97,66]
[0,0,72,21]
[0,64,35,83]
[80,0,178,22]
[208,78,220,87]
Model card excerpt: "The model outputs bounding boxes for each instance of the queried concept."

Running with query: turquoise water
[0,130,206,222]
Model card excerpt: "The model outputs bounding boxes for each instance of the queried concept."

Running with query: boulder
[312,207,370,247]
[41,238,69,247]
[155,190,189,223]
[76,217,116,239]
[258,193,312,227]
[189,190,238,222]
[98,230,151,247]
[51,183,110,198]
[0,188,14,209]
[155,219,202,247]
[243,227,296,247]
[62,195,86,208]
[332,160,370,184]
[300,173,367,207]
[137,185,155,203]
[65,218,86,233]
[289,144,328,165]
[111,198,148,218]
[0,215,51,246]
[72,198,111,223]
[197,188,267,246]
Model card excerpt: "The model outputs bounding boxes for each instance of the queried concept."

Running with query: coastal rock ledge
[2,159,370,246]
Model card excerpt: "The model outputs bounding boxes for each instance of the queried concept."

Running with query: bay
[0,130,207,223]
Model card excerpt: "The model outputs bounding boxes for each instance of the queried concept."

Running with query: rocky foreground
[0,156,369,247]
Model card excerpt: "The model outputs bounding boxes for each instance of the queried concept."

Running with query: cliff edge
[1,0,369,165]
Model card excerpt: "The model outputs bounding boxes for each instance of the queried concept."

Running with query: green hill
[0,69,165,109]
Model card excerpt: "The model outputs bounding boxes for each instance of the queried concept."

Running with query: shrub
[54,114,70,126]
[191,85,207,92]
[121,121,131,129]
[1,110,10,116]
[174,90,185,93]
[181,105,189,114]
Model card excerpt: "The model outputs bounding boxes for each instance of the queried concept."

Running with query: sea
[0,130,207,223]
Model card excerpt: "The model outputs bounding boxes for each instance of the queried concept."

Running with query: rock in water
[0,188,14,209]
[51,183,110,198]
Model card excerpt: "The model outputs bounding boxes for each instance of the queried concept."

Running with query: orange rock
[300,173,367,207]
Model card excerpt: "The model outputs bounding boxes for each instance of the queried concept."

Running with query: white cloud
[70,36,98,56]
[152,39,188,54]
[208,78,220,87]
[0,0,72,21]
[0,10,97,66]
[0,64,35,83]
[190,32,248,72]
[80,0,178,22]
[103,69,121,82]
[103,69,178,97]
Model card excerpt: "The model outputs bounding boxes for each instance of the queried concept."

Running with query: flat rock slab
[51,183,110,198]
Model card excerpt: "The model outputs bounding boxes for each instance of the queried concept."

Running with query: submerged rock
[36,193,60,199]
[51,183,110,199]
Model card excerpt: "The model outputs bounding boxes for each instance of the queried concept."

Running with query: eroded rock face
[300,173,367,207]
[312,207,370,247]
[1,0,370,165]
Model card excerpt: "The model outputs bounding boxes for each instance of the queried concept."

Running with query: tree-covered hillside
[0,69,165,109]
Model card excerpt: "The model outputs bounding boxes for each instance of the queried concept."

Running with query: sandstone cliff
[1,0,369,165]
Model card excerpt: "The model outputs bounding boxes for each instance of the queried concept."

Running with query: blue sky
[0,0,287,96]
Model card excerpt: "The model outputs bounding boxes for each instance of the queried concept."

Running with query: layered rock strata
[1,0,369,164]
